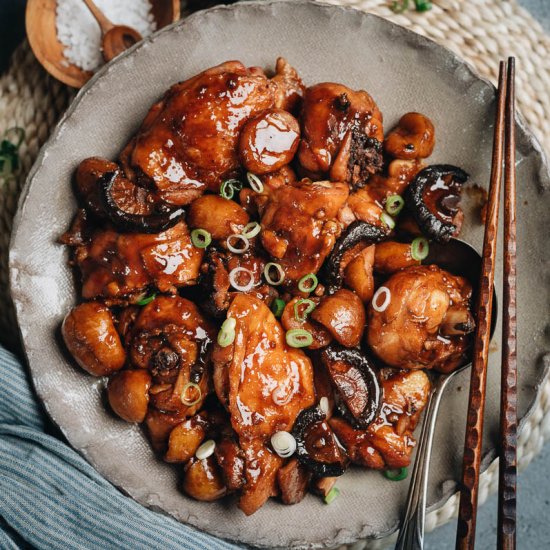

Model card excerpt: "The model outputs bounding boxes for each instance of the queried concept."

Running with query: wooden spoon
[82,0,143,62]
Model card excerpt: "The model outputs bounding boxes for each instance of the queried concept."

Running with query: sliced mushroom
[311,289,366,347]
[321,345,382,428]
[404,165,468,243]
[292,403,349,477]
[100,170,186,233]
[322,221,388,294]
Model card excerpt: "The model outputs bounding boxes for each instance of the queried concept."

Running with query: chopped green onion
[286,328,313,348]
[298,273,318,293]
[220,179,237,200]
[380,211,396,230]
[271,298,285,318]
[246,172,264,193]
[324,487,341,504]
[411,237,429,261]
[191,228,212,248]
[136,292,156,306]
[181,382,202,406]
[227,233,250,254]
[264,262,285,286]
[229,178,244,191]
[414,0,432,11]
[385,195,405,216]
[383,467,408,481]
[390,0,409,13]
[294,298,316,322]
[195,439,216,460]
[241,221,261,239]
[217,317,236,347]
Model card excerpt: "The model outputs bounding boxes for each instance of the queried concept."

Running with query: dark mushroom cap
[321,220,388,294]
[404,164,468,243]
[321,345,382,428]
[100,170,186,233]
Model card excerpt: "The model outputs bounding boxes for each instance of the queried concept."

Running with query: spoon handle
[395,373,455,550]
[82,0,114,33]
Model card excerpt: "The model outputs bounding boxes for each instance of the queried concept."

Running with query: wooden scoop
[82,0,142,62]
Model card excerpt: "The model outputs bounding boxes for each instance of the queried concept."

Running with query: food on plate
[60,57,474,514]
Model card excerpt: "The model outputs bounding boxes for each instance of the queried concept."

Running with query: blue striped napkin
[0,346,242,550]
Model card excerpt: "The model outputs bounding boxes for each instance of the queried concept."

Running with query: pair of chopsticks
[456,58,517,550]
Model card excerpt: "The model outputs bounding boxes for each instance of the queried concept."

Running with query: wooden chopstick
[497,56,517,550]
[455,61,508,550]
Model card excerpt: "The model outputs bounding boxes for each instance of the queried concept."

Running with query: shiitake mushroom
[321,220,388,294]
[404,164,468,243]
[291,402,349,477]
[100,170,186,233]
[321,345,382,429]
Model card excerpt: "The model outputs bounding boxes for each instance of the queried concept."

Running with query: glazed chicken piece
[63,211,202,302]
[259,179,349,283]
[269,57,306,113]
[298,83,384,187]
[367,265,475,372]
[212,294,315,514]
[120,61,275,205]
[330,369,431,469]
[126,296,215,433]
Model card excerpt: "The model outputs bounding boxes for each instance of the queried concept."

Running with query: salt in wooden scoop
[82,0,142,62]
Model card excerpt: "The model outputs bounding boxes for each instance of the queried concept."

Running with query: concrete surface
[423,1,550,549]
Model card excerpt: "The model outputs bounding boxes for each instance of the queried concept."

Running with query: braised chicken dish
[60,58,475,514]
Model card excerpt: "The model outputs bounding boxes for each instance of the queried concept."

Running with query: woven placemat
[1,1,549,548]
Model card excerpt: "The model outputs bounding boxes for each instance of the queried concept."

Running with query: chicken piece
[384,112,435,160]
[330,369,431,469]
[215,437,246,491]
[212,294,315,514]
[65,210,203,301]
[122,61,275,205]
[165,413,207,463]
[280,297,332,350]
[277,458,311,505]
[298,83,384,187]
[199,248,274,319]
[269,57,306,113]
[127,295,215,418]
[260,179,349,283]
[343,245,375,302]
[367,265,475,372]
[62,301,126,377]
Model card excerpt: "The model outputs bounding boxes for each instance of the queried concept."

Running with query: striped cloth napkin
[0,346,242,550]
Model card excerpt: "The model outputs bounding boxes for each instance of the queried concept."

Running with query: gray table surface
[422,1,550,549]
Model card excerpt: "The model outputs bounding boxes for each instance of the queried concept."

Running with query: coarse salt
[55,0,157,72]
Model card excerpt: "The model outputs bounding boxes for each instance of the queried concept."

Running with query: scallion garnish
[294,298,316,322]
[285,328,313,348]
[217,317,236,347]
[246,171,264,193]
[324,487,340,504]
[297,273,318,293]
[271,298,285,318]
[264,262,285,286]
[380,211,396,230]
[191,228,212,248]
[220,179,240,200]
[411,237,429,261]
[181,382,202,406]
[385,195,405,216]
[383,467,408,481]
[136,292,156,306]
[241,221,261,239]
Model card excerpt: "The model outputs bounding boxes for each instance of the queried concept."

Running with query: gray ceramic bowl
[9,1,550,548]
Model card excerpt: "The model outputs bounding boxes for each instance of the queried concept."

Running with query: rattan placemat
[1,1,549,547]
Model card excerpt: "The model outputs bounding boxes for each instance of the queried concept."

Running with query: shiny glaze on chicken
[60,58,475,515]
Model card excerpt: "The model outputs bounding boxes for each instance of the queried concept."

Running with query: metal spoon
[82,0,142,62]
[395,238,498,550]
